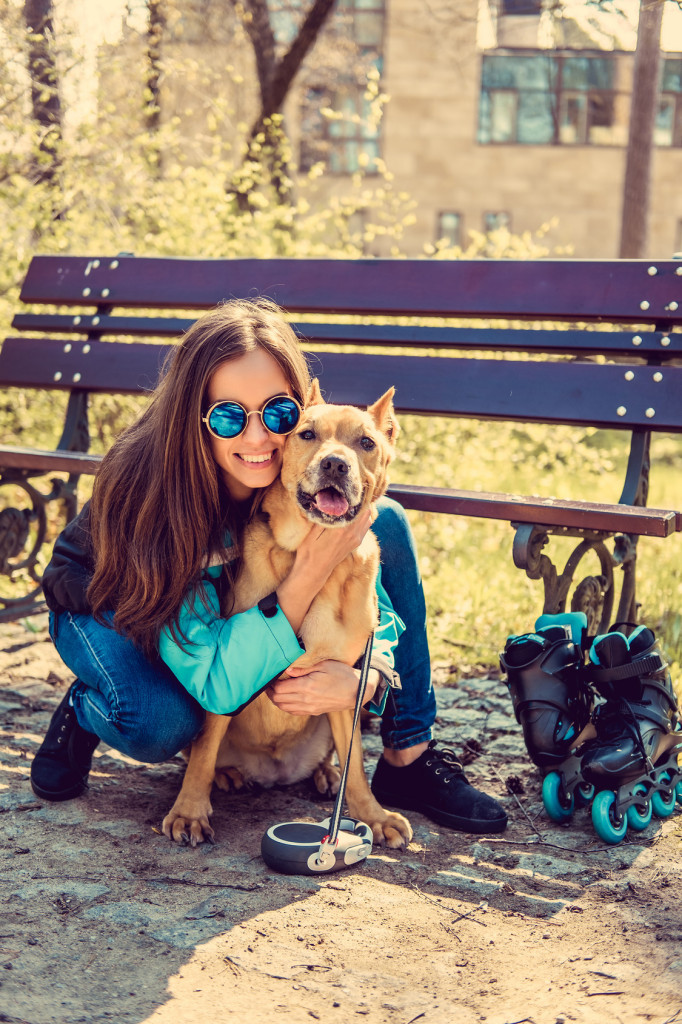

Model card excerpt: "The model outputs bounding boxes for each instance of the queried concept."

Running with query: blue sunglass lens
[262,397,300,433]
[208,403,247,438]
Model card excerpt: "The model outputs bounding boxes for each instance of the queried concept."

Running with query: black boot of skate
[500,615,594,822]
[582,625,682,844]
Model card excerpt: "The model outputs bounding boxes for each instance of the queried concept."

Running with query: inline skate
[500,612,596,823]
[580,625,682,845]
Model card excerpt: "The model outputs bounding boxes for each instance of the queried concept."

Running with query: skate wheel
[592,790,627,845]
[676,780,682,806]
[575,782,595,807]
[651,772,677,818]
[626,784,652,831]
[542,771,574,823]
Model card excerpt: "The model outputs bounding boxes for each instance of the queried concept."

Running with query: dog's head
[279,380,399,527]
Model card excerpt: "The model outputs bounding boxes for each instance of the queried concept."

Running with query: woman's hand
[275,510,372,636]
[266,660,380,717]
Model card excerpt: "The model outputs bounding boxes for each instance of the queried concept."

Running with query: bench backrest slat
[19,256,682,324]
[10,314,682,359]
[3,338,682,433]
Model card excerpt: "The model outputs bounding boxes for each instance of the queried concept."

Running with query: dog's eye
[359,436,376,451]
[299,429,316,441]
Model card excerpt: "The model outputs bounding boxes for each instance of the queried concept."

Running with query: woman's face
[205,348,294,502]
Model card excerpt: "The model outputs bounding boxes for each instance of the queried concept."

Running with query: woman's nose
[242,411,270,443]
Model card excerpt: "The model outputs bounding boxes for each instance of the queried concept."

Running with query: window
[484,211,511,232]
[300,77,382,173]
[298,0,385,174]
[501,0,543,12]
[436,211,462,247]
[480,51,682,148]
[479,51,623,146]
[656,58,682,147]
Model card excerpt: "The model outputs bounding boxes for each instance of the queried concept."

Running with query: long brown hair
[87,298,312,656]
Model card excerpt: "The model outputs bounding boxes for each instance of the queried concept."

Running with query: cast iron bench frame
[1,255,681,632]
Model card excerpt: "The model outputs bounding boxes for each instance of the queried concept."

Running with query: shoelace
[424,743,466,783]
[592,697,653,772]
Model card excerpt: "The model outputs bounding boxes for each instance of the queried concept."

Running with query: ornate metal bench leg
[0,472,78,621]
[512,522,621,636]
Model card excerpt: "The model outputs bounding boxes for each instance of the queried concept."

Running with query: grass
[391,415,682,687]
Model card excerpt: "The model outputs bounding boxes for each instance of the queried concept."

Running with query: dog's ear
[367,387,400,445]
[305,378,325,408]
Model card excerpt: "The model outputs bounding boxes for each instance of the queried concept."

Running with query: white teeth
[240,453,272,464]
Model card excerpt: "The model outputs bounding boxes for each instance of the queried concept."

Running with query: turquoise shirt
[159,562,405,717]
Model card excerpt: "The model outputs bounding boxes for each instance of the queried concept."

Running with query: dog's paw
[213,766,248,793]
[162,803,215,847]
[368,811,413,850]
[313,762,341,798]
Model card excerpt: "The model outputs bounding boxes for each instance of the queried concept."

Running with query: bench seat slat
[19,256,682,324]
[1,445,678,537]
[11,314,681,358]
[3,339,682,433]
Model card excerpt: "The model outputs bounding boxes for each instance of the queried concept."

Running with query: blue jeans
[51,497,435,761]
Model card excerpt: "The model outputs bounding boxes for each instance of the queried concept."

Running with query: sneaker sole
[30,776,88,802]
[371,788,508,835]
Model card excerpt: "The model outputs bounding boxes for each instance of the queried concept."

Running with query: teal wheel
[575,782,595,807]
[625,784,652,831]
[592,790,627,845]
[542,771,574,823]
[651,773,677,818]
[676,779,682,805]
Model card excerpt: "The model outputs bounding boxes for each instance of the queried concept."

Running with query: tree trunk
[618,0,665,258]
[145,0,165,176]
[23,0,62,187]
[231,0,338,205]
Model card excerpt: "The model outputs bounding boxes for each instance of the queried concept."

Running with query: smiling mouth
[237,452,275,466]
[297,484,361,523]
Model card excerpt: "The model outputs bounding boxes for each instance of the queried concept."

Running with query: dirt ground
[1,615,682,1024]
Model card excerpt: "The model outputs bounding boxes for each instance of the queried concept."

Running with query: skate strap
[589,653,663,683]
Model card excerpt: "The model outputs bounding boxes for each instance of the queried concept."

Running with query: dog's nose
[321,455,349,478]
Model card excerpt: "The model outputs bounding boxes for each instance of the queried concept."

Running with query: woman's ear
[305,378,325,408]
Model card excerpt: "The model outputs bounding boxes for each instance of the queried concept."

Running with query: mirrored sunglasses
[202,394,302,440]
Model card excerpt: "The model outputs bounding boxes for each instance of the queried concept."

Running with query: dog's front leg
[162,712,231,847]
[326,711,412,850]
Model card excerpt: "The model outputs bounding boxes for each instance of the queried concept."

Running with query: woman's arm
[267,564,405,716]
[159,511,374,716]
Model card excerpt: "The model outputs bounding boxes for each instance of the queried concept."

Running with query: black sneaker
[371,740,508,834]
[30,687,100,801]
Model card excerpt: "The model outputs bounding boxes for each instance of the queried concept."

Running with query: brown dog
[162,381,413,849]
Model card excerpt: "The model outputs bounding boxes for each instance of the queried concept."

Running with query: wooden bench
[1,254,681,632]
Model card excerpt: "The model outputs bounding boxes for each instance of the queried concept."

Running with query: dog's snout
[322,455,349,478]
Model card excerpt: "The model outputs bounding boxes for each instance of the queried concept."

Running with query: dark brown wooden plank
[0,446,102,474]
[19,256,682,323]
[1,444,678,536]
[386,483,681,537]
[12,313,195,338]
[3,340,682,433]
[0,338,171,393]
[11,313,682,359]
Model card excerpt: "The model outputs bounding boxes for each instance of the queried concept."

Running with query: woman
[32,299,507,836]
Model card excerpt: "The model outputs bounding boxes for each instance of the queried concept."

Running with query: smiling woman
[204,349,301,502]
[30,298,507,846]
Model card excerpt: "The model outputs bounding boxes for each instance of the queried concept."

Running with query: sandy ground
[1,615,682,1024]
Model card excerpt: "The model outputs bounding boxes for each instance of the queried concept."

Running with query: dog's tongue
[314,488,349,517]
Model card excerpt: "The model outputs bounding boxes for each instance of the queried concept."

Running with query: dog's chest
[216,711,333,786]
